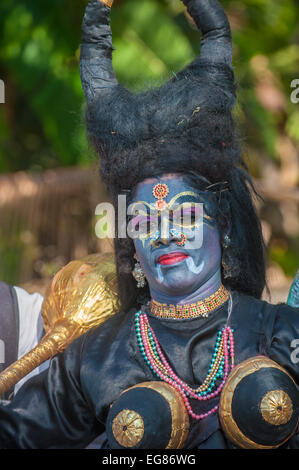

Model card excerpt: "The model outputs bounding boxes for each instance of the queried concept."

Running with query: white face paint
[185,256,204,274]
[156,264,165,284]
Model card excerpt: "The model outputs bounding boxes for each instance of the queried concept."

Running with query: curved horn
[80,0,233,106]
[80,0,118,104]
[182,0,232,66]
[81,0,236,186]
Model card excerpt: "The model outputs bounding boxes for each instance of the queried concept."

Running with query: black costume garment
[0,291,298,449]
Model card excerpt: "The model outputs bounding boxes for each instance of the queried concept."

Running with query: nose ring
[170,229,186,246]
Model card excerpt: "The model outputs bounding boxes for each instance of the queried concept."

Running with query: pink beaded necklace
[135,295,235,421]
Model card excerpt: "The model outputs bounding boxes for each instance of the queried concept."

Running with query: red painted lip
[158,252,189,266]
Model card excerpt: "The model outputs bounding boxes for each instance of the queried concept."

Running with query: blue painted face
[130,173,222,302]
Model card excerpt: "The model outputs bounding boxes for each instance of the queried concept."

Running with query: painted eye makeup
[130,214,158,236]
[171,204,204,228]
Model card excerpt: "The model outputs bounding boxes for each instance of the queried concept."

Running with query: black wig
[79,0,266,310]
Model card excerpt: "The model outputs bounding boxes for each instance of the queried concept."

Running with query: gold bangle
[98,0,114,8]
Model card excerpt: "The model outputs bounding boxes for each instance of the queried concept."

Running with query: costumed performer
[0,0,298,449]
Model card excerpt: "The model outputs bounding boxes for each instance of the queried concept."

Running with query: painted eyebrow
[128,208,152,218]
[127,201,154,216]
[130,192,205,213]
[171,197,202,206]
[128,202,200,217]
[168,191,202,207]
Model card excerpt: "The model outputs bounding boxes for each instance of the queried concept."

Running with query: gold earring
[132,256,146,288]
[222,259,232,279]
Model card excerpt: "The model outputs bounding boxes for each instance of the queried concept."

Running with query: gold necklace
[150,284,230,319]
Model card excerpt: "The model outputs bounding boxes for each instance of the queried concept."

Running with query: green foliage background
[0,0,299,285]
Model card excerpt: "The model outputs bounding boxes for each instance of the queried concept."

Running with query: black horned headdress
[79,0,266,301]
[80,0,240,194]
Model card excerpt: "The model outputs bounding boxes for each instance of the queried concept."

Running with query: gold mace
[0,253,121,396]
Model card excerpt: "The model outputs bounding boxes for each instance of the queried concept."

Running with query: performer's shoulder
[82,307,137,345]
[232,289,299,327]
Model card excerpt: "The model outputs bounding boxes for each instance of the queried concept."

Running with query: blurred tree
[0,0,89,171]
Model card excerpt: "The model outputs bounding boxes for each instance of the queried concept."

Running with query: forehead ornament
[152,183,169,211]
